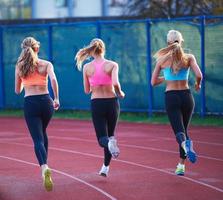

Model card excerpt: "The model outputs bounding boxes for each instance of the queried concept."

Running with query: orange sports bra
[21,70,48,86]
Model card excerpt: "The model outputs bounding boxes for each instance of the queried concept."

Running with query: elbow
[51,78,57,85]
[84,90,90,94]
[112,81,119,87]
[200,73,203,80]
[15,89,20,95]
[84,87,91,94]
[197,74,203,81]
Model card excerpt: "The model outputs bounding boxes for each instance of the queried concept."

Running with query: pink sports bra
[89,60,112,86]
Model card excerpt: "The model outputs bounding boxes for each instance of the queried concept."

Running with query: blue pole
[146,20,153,117]
[96,21,101,38]
[0,27,5,109]
[47,25,54,98]
[68,0,73,17]
[31,0,37,18]
[200,16,206,117]
[101,0,108,16]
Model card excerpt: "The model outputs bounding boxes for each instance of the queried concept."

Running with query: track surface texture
[0,117,222,200]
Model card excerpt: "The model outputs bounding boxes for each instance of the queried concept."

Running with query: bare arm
[151,62,165,86]
[111,62,125,98]
[15,66,23,94]
[189,54,203,91]
[83,64,91,94]
[47,62,60,110]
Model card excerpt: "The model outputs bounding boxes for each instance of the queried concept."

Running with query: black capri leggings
[165,89,195,159]
[24,94,54,166]
[91,97,120,166]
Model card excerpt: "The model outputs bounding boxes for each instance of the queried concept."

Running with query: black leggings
[165,89,194,159]
[91,98,120,166]
[24,94,54,166]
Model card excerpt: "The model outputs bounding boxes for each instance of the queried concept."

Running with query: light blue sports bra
[162,67,190,81]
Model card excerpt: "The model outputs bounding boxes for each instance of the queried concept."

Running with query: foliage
[124,0,221,18]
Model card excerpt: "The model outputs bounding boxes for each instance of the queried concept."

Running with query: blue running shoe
[185,139,197,163]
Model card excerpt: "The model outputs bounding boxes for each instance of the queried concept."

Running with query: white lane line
[1,130,223,146]
[49,136,223,162]
[1,141,223,193]
[118,143,223,162]
[0,155,117,200]
[161,137,223,146]
[49,128,223,146]
[50,134,223,147]
[0,137,31,141]
[1,136,223,162]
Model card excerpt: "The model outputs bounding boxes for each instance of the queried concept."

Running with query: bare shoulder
[37,59,53,75]
[157,60,163,68]
[105,59,118,68]
[186,53,196,61]
[83,62,91,71]
[38,58,52,67]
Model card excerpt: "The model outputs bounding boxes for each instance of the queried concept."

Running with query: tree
[124,0,221,18]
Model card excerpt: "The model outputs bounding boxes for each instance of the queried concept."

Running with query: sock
[103,164,109,169]
[41,164,49,177]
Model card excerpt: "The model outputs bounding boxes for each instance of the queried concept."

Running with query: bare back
[160,54,191,91]
[84,59,116,99]
[22,59,49,97]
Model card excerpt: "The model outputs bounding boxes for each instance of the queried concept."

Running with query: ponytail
[16,37,39,78]
[75,38,105,71]
[154,42,188,74]
[16,46,38,78]
[75,45,95,71]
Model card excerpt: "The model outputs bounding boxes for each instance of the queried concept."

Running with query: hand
[194,82,201,92]
[118,90,125,99]
[53,99,60,110]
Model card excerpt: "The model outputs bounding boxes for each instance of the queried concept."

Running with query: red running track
[0,117,223,200]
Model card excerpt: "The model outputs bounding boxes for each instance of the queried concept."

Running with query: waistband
[165,89,191,94]
[91,97,118,102]
[24,93,50,99]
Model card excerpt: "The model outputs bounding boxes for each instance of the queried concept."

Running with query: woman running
[15,37,60,190]
[151,30,202,176]
[75,38,125,177]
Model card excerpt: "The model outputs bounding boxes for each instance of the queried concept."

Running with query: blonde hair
[16,37,40,78]
[75,38,105,71]
[154,30,188,74]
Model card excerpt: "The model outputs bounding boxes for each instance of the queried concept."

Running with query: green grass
[0,109,223,127]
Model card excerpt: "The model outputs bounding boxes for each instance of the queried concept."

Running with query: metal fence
[0,15,223,116]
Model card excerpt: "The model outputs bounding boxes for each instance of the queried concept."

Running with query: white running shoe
[99,164,109,177]
[108,136,120,158]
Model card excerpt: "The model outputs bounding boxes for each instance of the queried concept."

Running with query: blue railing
[0,27,4,109]
[0,15,222,116]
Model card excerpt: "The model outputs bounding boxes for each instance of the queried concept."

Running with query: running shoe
[185,139,197,163]
[43,168,53,191]
[99,164,109,177]
[175,163,185,176]
[108,136,120,158]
